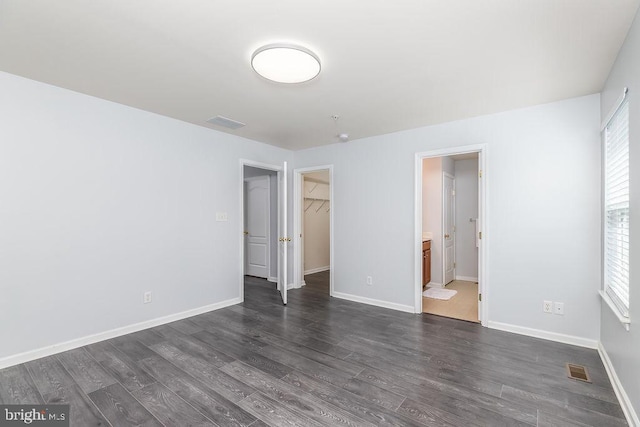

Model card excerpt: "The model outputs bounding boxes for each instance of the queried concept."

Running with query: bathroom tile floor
[423,280,479,322]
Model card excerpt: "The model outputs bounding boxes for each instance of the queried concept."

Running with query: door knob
[444,234,450,238]
[243,231,249,235]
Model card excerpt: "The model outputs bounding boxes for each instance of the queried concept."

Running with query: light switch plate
[216,212,228,221]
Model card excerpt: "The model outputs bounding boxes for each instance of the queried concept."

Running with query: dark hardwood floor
[0,271,627,426]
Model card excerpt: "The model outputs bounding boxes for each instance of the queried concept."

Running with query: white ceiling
[1,1,637,150]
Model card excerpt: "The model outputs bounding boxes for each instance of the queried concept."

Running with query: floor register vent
[566,363,591,383]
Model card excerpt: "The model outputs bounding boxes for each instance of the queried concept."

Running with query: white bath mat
[423,288,457,300]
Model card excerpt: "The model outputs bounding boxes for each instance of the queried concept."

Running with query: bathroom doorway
[415,145,487,325]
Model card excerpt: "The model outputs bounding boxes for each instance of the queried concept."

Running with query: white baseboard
[455,275,478,282]
[598,342,639,427]
[0,297,241,370]
[487,321,598,349]
[304,266,330,275]
[426,282,444,288]
[333,291,414,313]
[287,282,303,290]
[267,276,277,283]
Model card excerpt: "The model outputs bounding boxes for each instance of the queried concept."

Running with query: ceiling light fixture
[251,43,321,83]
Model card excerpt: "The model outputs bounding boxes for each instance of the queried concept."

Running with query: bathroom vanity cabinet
[422,240,431,289]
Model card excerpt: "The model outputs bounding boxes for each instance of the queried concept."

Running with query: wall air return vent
[206,115,246,130]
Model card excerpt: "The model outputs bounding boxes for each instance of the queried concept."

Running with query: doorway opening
[240,160,288,305]
[415,145,487,325]
[293,166,334,296]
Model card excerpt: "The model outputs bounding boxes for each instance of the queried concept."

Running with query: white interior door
[245,176,270,278]
[278,161,288,305]
[443,173,455,285]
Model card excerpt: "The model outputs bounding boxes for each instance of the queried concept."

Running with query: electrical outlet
[543,300,552,313]
[143,291,152,304]
[554,302,564,315]
[366,276,373,286]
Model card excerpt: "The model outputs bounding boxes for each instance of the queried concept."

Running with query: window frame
[601,88,631,330]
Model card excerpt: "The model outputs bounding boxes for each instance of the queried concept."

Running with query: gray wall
[600,7,640,420]
[294,94,601,342]
[454,158,479,280]
[0,71,292,361]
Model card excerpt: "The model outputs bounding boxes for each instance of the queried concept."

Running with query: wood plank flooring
[0,271,627,426]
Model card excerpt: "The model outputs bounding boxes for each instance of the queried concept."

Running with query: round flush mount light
[251,43,321,83]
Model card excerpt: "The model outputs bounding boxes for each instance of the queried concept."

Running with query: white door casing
[443,173,455,285]
[239,159,283,305]
[244,176,270,278]
[476,154,484,322]
[278,161,288,305]
[414,145,486,325]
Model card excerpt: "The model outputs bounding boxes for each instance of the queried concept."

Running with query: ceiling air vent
[206,115,246,130]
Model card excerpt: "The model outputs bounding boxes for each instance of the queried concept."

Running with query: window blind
[604,99,630,318]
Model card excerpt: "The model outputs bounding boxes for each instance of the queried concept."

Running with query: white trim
[304,265,330,275]
[267,276,278,283]
[599,290,631,331]
[293,165,334,296]
[333,291,414,313]
[240,159,283,303]
[0,297,241,370]
[455,276,478,282]
[287,282,302,290]
[487,321,598,349]
[414,143,488,326]
[598,342,640,427]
